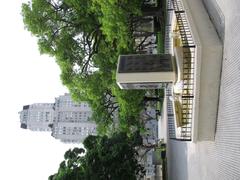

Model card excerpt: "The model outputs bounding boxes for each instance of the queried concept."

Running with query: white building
[52,122,96,143]
[51,94,96,143]
[145,149,156,178]
[142,119,158,146]
[19,103,55,131]
[19,93,97,143]
[138,149,156,180]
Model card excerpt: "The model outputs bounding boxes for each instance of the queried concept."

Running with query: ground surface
[167,0,240,180]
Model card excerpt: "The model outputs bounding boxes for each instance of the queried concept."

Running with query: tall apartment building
[51,94,96,143]
[20,103,55,131]
[19,93,97,143]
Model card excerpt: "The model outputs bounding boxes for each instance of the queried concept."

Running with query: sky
[0,1,80,179]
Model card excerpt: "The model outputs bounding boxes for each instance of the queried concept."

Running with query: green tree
[22,0,104,77]
[21,0,161,133]
[49,147,86,180]
[49,133,145,180]
[92,0,142,51]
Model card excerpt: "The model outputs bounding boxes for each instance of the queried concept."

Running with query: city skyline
[19,93,97,143]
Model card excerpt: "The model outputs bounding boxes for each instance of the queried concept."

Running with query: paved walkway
[167,0,240,180]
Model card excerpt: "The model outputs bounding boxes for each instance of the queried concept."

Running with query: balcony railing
[166,0,196,141]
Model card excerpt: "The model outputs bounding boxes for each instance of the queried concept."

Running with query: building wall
[143,119,158,145]
[52,122,97,143]
[51,93,96,143]
[20,93,97,143]
[145,149,156,178]
[19,103,55,131]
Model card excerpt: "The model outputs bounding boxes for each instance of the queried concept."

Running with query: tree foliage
[22,0,163,133]
[49,132,145,180]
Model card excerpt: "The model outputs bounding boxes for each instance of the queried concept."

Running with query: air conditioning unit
[116,54,176,89]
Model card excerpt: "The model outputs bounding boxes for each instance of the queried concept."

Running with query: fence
[166,0,196,141]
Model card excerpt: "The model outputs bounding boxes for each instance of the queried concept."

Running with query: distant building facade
[142,119,158,145]
[20,103,55,131]
[51,94,96,143]
[19,93,97,143]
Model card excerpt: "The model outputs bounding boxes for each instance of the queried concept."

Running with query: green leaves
[49,133,144,180]
[49,148,86,179]
[22,0,147,134]
[93,0,142,51]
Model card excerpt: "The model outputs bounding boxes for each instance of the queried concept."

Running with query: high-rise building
[51,122,96,143]
[51,93,96,143]
[19,93,97,143]
[19,103,55,131]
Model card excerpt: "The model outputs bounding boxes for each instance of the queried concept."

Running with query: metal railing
[166,0,196,141]
[164,0,174,54]
[166,86,176,139]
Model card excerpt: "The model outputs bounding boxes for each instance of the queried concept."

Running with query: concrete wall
[182,0,223,141]
[202,0,225,41]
